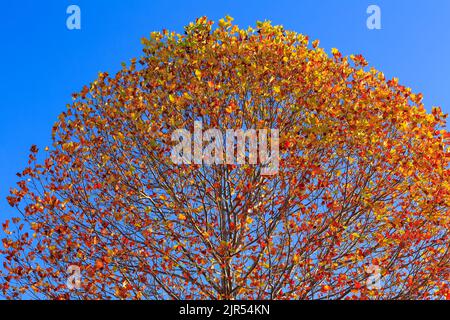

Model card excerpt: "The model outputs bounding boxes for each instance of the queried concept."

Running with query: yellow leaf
[350,232,360,241]
[195,69,202,80]
[116,132,125,142]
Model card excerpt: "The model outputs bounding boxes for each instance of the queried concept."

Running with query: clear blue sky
[1,0,449,218]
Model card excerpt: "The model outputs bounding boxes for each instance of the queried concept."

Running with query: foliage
[1,17,450,299]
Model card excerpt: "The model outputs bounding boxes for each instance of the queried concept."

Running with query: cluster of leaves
[1,17,450,299]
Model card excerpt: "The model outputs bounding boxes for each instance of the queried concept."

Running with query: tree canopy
[2,17,450,300]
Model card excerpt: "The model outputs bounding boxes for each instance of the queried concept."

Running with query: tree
[1,17,450,300]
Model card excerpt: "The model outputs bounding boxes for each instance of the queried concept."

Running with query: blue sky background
[1,0,449,220]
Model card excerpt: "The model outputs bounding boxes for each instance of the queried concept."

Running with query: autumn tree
[2,17,450,300]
